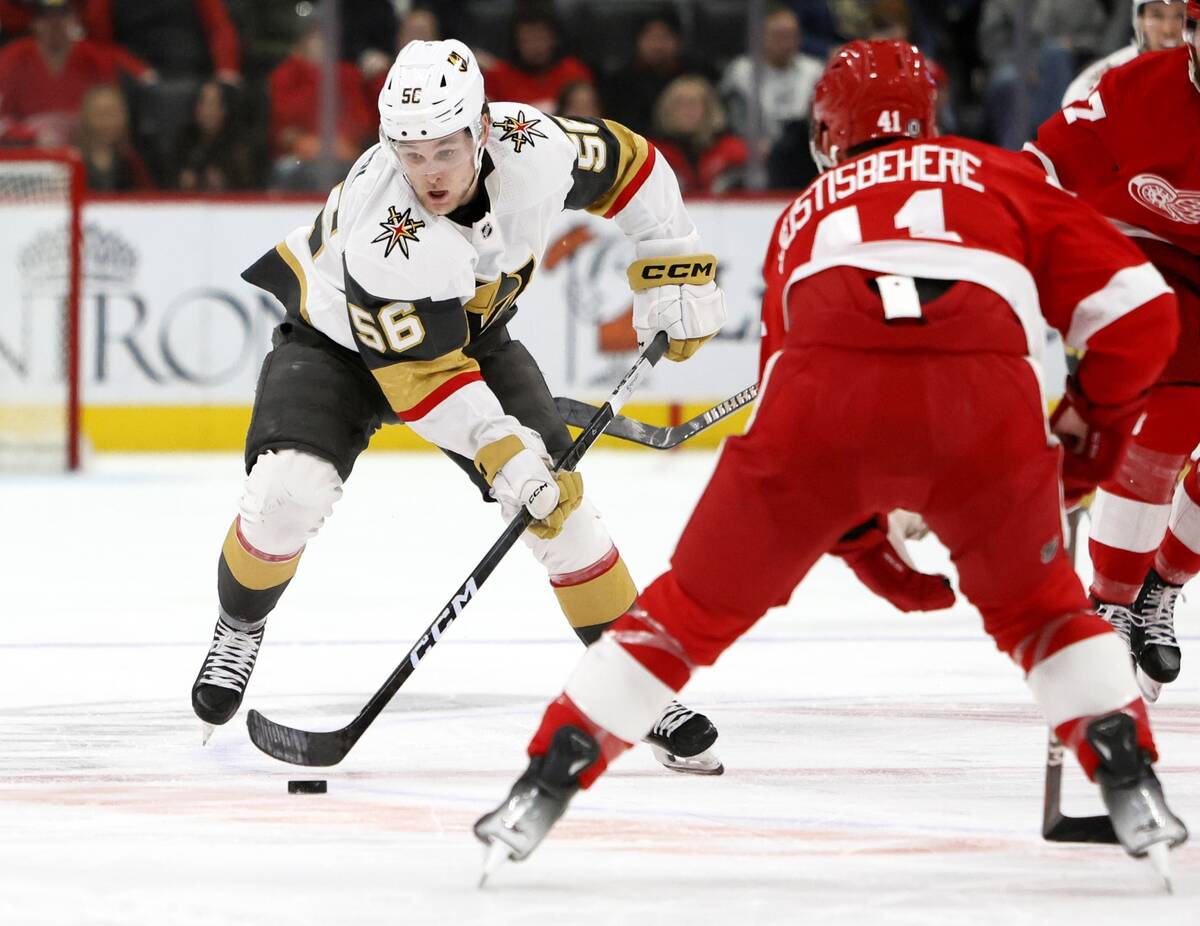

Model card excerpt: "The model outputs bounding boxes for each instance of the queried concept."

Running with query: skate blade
[200,722,216,745]
[650,744,724,775]
[1145,841,1173,894]
[1136,668,1164,704]
[478,839,512,888]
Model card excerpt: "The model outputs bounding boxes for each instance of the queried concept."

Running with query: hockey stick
[245,332,670,767]
[1042,732,1117,843]
[553,383,758,450]
[1041,505,1117,843]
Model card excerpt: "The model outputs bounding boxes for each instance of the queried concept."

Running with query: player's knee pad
[638,570,761,669]
[974,554,1089,658]
[238,449,343,556]
[522,499,638,632]
[1107,443,1188,503]
[521,497,612,569]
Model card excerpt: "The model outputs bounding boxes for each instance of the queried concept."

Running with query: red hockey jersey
[1025,46,1200,257]
[759,136,1177,407]
[1026,45,1200,385]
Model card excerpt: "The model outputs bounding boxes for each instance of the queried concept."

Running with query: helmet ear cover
[808,39,937,172]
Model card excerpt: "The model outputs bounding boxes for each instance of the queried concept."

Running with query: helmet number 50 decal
[400,88,422,104]
[556,116,608,173]
[350,302,427,355]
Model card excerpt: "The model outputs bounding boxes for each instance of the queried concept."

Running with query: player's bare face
[394,131,479,215]
[1142,3,1186,51]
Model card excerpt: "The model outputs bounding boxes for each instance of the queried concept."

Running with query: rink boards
[18,196,1068,451]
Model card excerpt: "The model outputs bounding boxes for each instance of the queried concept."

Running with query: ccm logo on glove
[627,254,718,291]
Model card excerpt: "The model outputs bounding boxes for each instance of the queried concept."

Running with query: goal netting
[0,149,83,471]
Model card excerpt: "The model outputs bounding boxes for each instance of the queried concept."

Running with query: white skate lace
[199,620,264,692]
[651,701,695,739]
[1140,584,1182,649]
[1096,603,1137,649]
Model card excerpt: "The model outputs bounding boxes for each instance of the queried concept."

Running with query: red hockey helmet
[809,40,937,172]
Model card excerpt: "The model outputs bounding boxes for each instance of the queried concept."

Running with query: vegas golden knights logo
[372,206,425,259]
[447,51,469,72]
[466,258,536,326]
[497,111,548,153]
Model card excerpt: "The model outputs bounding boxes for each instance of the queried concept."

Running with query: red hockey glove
[831,515,956,613]
[1050,378,1146,509]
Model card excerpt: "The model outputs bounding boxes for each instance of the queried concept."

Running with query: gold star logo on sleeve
[371,206,426,259]
[497,110,548,153]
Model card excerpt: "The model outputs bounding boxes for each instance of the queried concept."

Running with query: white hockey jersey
[243,102,699,458]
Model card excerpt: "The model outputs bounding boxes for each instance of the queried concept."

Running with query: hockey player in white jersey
[190,39,727,773]
[1062,0,1185,105]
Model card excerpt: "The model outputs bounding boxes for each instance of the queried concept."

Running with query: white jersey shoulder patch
[485,102,576,212]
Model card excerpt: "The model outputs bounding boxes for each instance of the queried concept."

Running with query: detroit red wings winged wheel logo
[1129,174,1200,225]
[497,110,548,153]
[372,205,425,258]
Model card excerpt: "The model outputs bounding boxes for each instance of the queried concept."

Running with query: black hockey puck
[287,780,327,794]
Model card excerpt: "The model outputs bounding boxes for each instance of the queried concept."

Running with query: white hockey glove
[628,237,727,362]
[473,432,584,540]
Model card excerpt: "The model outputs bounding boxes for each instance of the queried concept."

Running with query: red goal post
[0,148,84,471]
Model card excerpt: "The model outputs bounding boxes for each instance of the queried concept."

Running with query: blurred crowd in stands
[0,0,1156,195]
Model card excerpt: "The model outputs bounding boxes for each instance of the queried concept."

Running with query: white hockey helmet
[378,39,488,168]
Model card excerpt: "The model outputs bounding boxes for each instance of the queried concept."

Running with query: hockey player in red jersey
[760,219,957,616]
[475,40,1188,886]
[1025,0,1200,702]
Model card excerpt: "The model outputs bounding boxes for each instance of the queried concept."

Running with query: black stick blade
[1043,813,1118,844]
[246,709,352,767]
[1041,733,1118,844]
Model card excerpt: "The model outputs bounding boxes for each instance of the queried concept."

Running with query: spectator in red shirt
[74,82,153,190]
[268,8,373,174]
[81,0,240,84]
[484,3,592,113]
[0,0,152,147]
[649,75,748,195]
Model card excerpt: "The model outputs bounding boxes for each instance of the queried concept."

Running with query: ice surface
[1,452,1196,925]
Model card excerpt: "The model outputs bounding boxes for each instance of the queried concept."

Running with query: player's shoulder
[485,101,577,203]
[1098,44,1187,103]
[931,134,1030,175]
[934,135,1068,202]
[1063,44,1137,105]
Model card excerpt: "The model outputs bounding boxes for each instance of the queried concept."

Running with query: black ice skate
[1092,599,1138,655]
[1132,570,1182,702]
[1087,712,1188,891]
[191,613,266,742]
[644,700,723,775]
[474,725,599,885]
